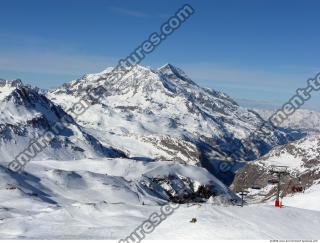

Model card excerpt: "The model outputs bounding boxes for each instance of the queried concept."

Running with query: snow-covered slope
[28,158,235,204]
[0,157,239,239]
[148,204,320,240]
[48,64,295,166]
[284,183,320,211]
[254,108,320,133]
[258,134,320,170]
[0,79,125,162]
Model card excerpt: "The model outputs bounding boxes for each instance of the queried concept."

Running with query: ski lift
[237,191,249,196]
[268,165,290,208]
[237,190,249,207]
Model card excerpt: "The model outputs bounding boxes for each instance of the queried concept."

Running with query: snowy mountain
[253,108,320,133]
[48,64,296,170]
[232,134,320,202]
[0,76,239,210]
[0,79,125,162]
[0,67,319,240]
[1,158,236,205]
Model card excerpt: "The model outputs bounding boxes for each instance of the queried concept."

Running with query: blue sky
[1,0,320,110]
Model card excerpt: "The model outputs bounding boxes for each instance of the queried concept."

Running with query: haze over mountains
[254,108,320,134]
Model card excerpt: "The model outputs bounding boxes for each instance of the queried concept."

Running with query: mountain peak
[98,66,114,75]
[158,63,195,85]
[0,79,25,102]
[158,63,179,72]
[158,63,175,69]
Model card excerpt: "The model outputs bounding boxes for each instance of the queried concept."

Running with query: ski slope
[0,202,319,240]
[284,183,320,211]
[149,204,320,240]
[0,158,319,240]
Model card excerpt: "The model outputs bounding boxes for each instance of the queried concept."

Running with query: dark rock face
[139,174,232,204]
[231,163,271,199]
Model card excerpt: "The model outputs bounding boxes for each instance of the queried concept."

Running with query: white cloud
[110,6,169,19]
[110,7,151,18]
